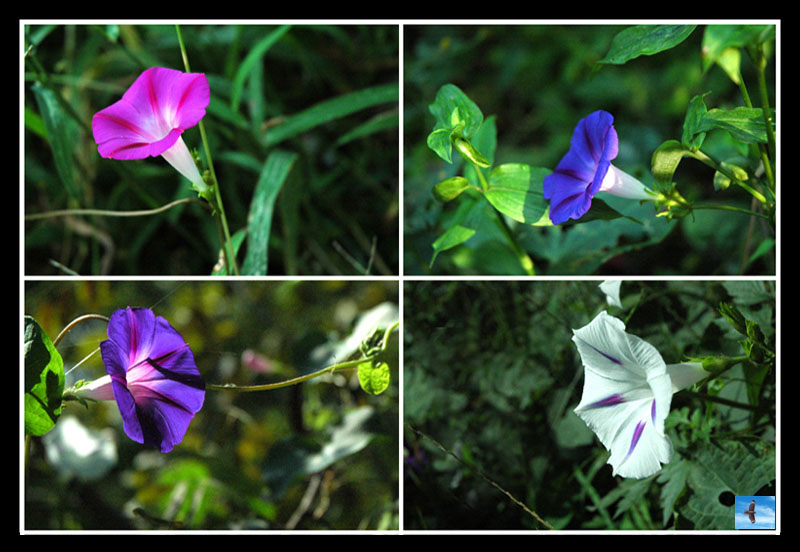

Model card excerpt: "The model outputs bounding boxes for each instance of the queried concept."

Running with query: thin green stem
[208,322,398,392]
[690,149,768,204]
[739,47,775,194]
[691,203,772,220]
[472,163,536,275]
[207,356,365,392]
[681,390,761,413]
[175,25,239,276]
[754,48,776,191]
[25,198,210,221]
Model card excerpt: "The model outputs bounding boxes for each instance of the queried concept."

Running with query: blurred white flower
[43,416,118,481]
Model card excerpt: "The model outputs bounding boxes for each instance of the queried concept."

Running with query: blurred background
[24,24,399,276]
[403,280,776,530]
[23,280,399,530]
[403,24,776,275]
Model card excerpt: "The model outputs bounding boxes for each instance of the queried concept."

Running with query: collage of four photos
[21,21,779,534]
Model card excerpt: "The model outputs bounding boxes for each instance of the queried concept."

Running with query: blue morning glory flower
[543,110,655,225]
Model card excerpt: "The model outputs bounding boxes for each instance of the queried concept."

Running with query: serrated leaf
[681,440,775,529]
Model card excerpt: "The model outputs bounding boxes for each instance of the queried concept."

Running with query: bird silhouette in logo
[743,500,756,524]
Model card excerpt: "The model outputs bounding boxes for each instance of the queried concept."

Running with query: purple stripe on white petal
[587,343,624,365]
[626,420,646,459]
[587,393,625,408]
[650,399,656,424]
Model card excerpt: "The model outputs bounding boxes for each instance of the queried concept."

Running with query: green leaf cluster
[424,83,637,273]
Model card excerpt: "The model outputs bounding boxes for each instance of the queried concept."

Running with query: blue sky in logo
[734,495,776,530]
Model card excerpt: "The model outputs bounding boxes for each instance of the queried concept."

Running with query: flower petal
[100,307,205,453]
[572,311,676,478]
[92,67,209,161]
[666,362,707,393]
[543,110,618,224]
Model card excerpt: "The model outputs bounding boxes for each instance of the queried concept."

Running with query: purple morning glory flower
[91,67,210,191]
[79,307,205,453]
[543,110,655,225]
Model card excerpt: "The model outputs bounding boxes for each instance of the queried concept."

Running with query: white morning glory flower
[572,311,707,479]
[598,280,623,308]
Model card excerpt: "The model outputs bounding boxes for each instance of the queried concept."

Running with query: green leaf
[431,224,476,267]
[242,149,298,275]
[231,25,291,113]
[484,163,551,225]
[701,25,775,73]
[681,93,710,150]
[24,316,65,436]
[31,82,78,200]
[358,360,391,395]
[598,25,696,65]
[697,107,773,144]
[335,109,398,147]
[263,82,398,147]
[427,127,455,164]
[651,140,691,186]
[428,83,484,138]
[429,197,483,266]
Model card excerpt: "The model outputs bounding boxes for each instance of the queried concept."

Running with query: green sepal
[433,176,470,202]
[453,137,490,167]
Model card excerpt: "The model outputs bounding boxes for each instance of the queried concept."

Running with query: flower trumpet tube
[572,311,706,479]
[543,110,656,225]
[77,307,205,453]
[92,67,210,193]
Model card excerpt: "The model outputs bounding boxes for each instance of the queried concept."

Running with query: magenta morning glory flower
[91,67,210,192]
[77,307,205,453]
[543,110,655,225]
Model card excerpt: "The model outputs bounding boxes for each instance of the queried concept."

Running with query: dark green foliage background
[403,280,775,530]
[24,24,399,276]
[24,280,399,530]
[403,24,775,275]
